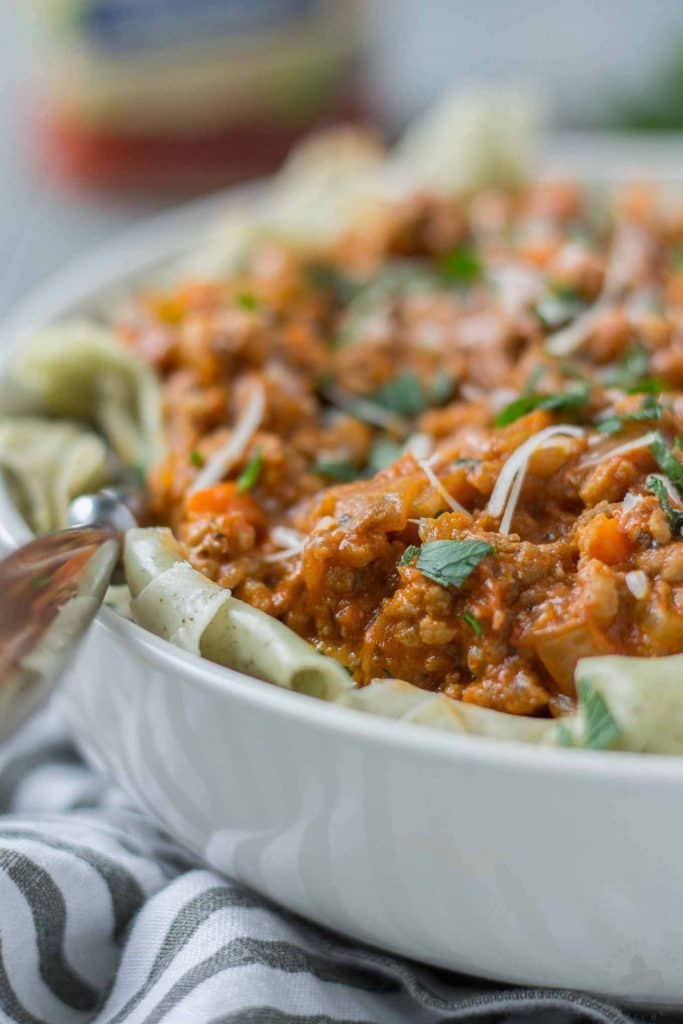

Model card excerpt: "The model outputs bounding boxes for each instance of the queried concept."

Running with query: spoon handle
[0,528,119,741]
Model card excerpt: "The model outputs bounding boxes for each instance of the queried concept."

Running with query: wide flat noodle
[8,320,163,471]
[566,654,683,754]
[125,528,353,700]
[340,679,554,743]
[0,417,109,533]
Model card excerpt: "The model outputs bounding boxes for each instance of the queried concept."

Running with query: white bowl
[2,183,683,1007]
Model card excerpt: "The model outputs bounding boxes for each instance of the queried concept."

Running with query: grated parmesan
[487,425,584,534]
[580,430,658,469]
[417,457,469,515]
[546,224,653,357]
[190,381,265,493]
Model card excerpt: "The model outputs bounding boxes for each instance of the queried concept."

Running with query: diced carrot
[580,513,632,565]
[519,238,560,268]
[666,272,683,307]
[185,482,264,524]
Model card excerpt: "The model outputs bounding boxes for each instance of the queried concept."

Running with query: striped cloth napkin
[0,708,647,1024]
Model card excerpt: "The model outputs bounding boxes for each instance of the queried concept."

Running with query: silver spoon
[0,488,139,741]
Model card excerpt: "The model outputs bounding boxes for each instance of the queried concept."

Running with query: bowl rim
[3,176,683,782]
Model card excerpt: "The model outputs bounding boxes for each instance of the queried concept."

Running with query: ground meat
[128,185,683,716]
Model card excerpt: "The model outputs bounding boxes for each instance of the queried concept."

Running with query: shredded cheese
[189,381,265,493]
[487,425,584,534]
[405,433,433,460]
[270,526,305,549]
[580,430,658,469]
[264,526,307,563]
[625,570,649,600]
[417,457,469,515]
[546,224,653,357]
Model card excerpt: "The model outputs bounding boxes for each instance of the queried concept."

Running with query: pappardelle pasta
[4,91,683,753]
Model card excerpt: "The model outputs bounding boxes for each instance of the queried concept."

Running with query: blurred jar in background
[30,0,369,192]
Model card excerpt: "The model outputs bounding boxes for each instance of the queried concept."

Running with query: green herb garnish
[367,438,403,474]
[462,610,483,636]
[439,245,483,286]
[429,370,455,406]
[374,373,427,416]
[189,450,205,468]
[313,459,358,483]
[646,475,683,536]
[603,344,650,391]
[671,244,683,271]
[414,539,494,589]
[236,292,259,311]
[650,431,683,494]
[307,263,360,304]
[236,448,263,492]
[596,394,661,435]
[372,371,455,417]
[535,287,588,330]
[494,382,589,427]
[577,679,620,751]
[399,545,420,566]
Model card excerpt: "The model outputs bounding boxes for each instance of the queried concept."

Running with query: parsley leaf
[603,344,650,391]
[374,373,426,416]
[236,292,259,311]
[596,394,661,435]
[399,545,420,566]
[577,679,620,750]
[189,450,205,468]
[650,431,683,494]
[236,448,263,492]
[307,263,360,304]
[414,539,494,589]
[313,459,359,483]
[535,287,588,330]
[646,475,683,536]
[462,610,484,636]
[367,438,403,475]
[372,371,455,417]
[439,246,482,286]
[494,382,589,427]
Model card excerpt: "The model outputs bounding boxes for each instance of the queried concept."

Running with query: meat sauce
[122,181,683,716]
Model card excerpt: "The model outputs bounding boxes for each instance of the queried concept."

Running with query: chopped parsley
[535,286,588,330]
[671,244,683,270]
[577,679,620,751]
[367,437,403,474]
[307,263,360,304]
[439,245,482,286]
[603,344,651,392]
[236,448,263,492]
[595,394,661,435]
[462,610,484,636]
[429,370,456,406]
[189,450,205,468]
[650,431,683,494]
[646,475,683,536]
[313,459,359,483]
[409,539,494,589]
[372,371,455,417]
[235,292,259,311]
[494,381,589,427]
[374,373,427,416]
[399,545,420,566]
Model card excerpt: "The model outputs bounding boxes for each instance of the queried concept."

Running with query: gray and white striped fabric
[0,709,651,1024]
